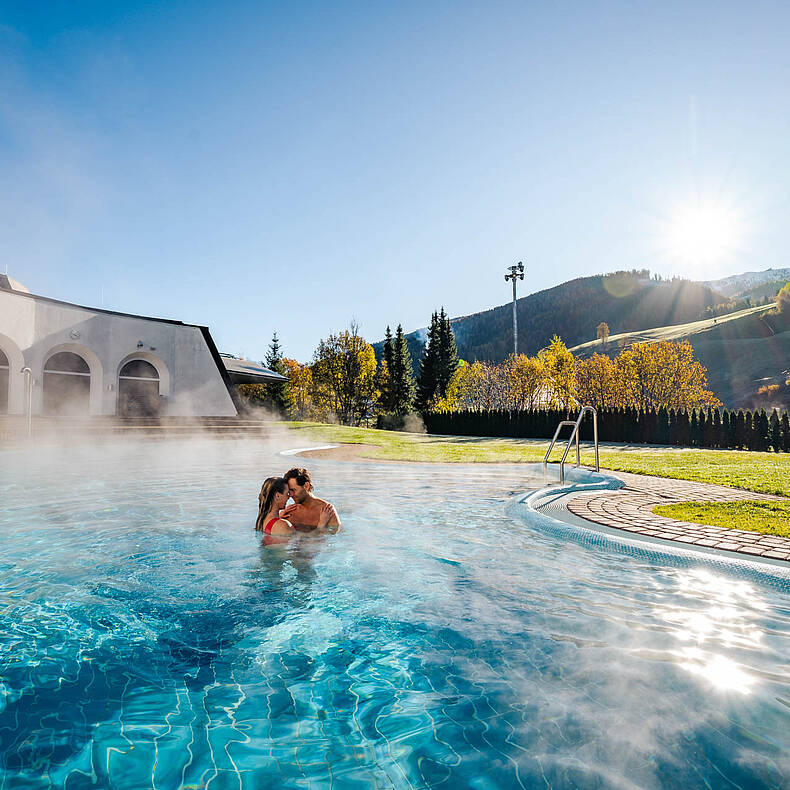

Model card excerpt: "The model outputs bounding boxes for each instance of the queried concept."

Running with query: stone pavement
[564,470,790,562]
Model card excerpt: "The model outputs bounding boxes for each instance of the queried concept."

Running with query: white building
[0,276,284,418]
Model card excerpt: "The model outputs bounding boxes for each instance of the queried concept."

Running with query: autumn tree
[538,336,576,409]
[596,321,610,347]
[615,340,720,410]
[457,360,505,411]
[432,360,469,412]
[503,354,544,410]
[777,281,790,314]
[311,324,378,425]
[575,353,620,409]
[282,358,314,419]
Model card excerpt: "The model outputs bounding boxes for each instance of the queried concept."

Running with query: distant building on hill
[0,276,284,418]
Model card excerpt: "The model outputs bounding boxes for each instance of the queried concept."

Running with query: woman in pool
[255,476,338,539]
[255,477,294,536]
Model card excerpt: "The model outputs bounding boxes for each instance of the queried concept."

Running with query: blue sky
[2,1,789,361]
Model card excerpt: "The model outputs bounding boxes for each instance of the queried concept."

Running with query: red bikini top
[264,517,279,534]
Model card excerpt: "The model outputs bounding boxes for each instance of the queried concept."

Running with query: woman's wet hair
[256,476,288,531]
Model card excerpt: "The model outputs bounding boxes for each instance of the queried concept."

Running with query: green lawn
[653,501,790,538]
[284,421,790,497]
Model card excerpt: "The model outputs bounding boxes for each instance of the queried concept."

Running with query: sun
[666,201,740,270]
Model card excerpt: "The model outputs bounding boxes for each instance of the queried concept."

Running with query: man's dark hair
[284,467,312,487]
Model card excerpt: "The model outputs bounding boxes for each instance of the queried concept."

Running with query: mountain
[375,270,725,366]
[704,268,790,298]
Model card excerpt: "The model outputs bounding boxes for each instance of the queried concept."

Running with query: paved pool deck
[561,471,790,562]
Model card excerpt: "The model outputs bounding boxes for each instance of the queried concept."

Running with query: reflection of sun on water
[678,649,756,694]
[657,569,765,694]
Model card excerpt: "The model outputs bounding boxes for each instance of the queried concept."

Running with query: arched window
[43,352,91,416]
[0,348,8,414]
[118,359,161,417]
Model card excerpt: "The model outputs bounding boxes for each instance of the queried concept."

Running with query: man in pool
[281,467,341,532]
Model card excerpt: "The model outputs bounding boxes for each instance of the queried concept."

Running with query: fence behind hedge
[422,407,790,452]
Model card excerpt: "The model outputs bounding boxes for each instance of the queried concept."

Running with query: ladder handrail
[542,406,599,483]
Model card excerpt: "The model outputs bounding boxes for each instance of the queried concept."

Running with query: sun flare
[666,202,740,268]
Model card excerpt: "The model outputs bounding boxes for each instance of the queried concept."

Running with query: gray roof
[220,354,288,385]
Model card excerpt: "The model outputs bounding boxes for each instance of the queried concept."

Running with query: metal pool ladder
[542,406,599,483]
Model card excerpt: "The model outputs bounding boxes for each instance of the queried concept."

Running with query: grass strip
[653,501,790,538]
[284,421,790,498]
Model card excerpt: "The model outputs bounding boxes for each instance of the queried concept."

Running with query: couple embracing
[255,467,341,538]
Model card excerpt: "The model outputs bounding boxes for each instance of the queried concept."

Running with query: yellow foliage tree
[615,340,720,410]
[310,326,378,425]
[503,354,544,410]
[538,336,576,409]
[432,360,469,412]
[459,360,508,411]
[777,281,790,314]
[282,358,314,419]
[575,353,621,409]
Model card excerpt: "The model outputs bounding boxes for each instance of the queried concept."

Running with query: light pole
[504,262,524,356]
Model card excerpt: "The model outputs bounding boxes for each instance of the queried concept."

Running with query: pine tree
[417,312,439,411]
[734,410,747,449]
[392,324,416,415]
[435,307,459,400]
[701,409,715,447]
[721,409,731,448]
[689,409,700,446]
[668,408,678,445]
[781,411,790,452]
[756,409,770,451]
[657,406,669,444]
[711,407,722,448]
[380,326,395,413]
[744,411,755,450]
[770,409,781,452]
[676,409,690,446]
[263,331,293,416]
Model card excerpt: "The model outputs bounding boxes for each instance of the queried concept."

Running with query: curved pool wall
[514,465,790,590]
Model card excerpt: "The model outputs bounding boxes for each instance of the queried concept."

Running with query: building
[0,276,285,418]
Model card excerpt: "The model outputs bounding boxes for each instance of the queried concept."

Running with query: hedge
[421,407,790,452]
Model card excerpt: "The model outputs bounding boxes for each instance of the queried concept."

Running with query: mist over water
[1,437,789,788]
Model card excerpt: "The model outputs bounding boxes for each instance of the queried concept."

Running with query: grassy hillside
[374,271,724,366]
[571,304,790,408]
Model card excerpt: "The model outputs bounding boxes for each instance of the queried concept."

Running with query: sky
[1,0,789,362]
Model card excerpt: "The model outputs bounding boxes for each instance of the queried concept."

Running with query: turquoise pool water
[1,439,789,789]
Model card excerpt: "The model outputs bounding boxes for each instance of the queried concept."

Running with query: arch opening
[118,359,162,417]
[43,351,91,416]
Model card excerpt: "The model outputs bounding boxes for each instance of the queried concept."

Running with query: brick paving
[563,471,790,562]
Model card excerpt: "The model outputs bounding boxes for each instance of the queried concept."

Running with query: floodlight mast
[504,262,525,357]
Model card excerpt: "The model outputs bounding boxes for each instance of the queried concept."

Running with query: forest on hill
[375,271,727,367]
